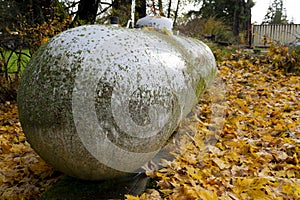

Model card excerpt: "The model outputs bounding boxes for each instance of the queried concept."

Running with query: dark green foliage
[185,0,254,39]
[262,0,288,24]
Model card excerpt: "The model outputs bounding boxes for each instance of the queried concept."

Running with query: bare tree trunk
[167,0,172,18]
[232,0,242,38]
[75,0,100,24]
[245,0,252,46]
[150,0,157,15]
[111,0,132,26]
[158,0,164,16]
[173,0,180,26]
[136,0,146,20]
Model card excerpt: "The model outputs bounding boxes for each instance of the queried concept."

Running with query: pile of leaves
[0,102,63,199]
[0,44,299,199]
[127,46,300,199]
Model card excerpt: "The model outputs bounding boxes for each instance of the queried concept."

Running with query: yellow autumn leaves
[0,102,63,199]
[127,46,300,199]
[0,44,299,199]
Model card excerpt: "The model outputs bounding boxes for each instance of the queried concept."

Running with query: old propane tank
[18,25,216,180]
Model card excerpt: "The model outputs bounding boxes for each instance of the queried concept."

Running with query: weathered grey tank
[17,25,216,180]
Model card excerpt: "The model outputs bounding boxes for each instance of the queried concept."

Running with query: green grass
[2,49,31,73]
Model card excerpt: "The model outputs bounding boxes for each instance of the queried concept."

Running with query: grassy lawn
[1,49,31,73]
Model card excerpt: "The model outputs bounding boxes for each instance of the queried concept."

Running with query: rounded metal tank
[17,25,216,180]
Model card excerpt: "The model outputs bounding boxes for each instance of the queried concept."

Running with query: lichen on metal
[17,25,216,180]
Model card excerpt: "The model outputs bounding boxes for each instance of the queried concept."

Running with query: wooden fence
[252,24,300,47]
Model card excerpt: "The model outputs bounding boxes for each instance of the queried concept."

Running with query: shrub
[267,43,300,73]
[176,17,235,43]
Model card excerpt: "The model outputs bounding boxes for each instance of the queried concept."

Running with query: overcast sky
[251,0,300,24]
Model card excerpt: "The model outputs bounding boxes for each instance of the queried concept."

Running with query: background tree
[233,0,253,43]
[0,0,69,50]
[0,0,70,91]
[167,0,172,18]
[136,0,147,20]
[0,0,62,101]
[110,0,147,26]
[70,0,147,26]
[173,0,181,26]
[72,0,100,25]
[262,0,287,24]
[183,0,254,42]
[158,0,164,16]
[111,0,133,26]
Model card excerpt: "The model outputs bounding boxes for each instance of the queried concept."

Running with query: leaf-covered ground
[0,46,300,199]
[127,48,300,200]
[0,102,63,199]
